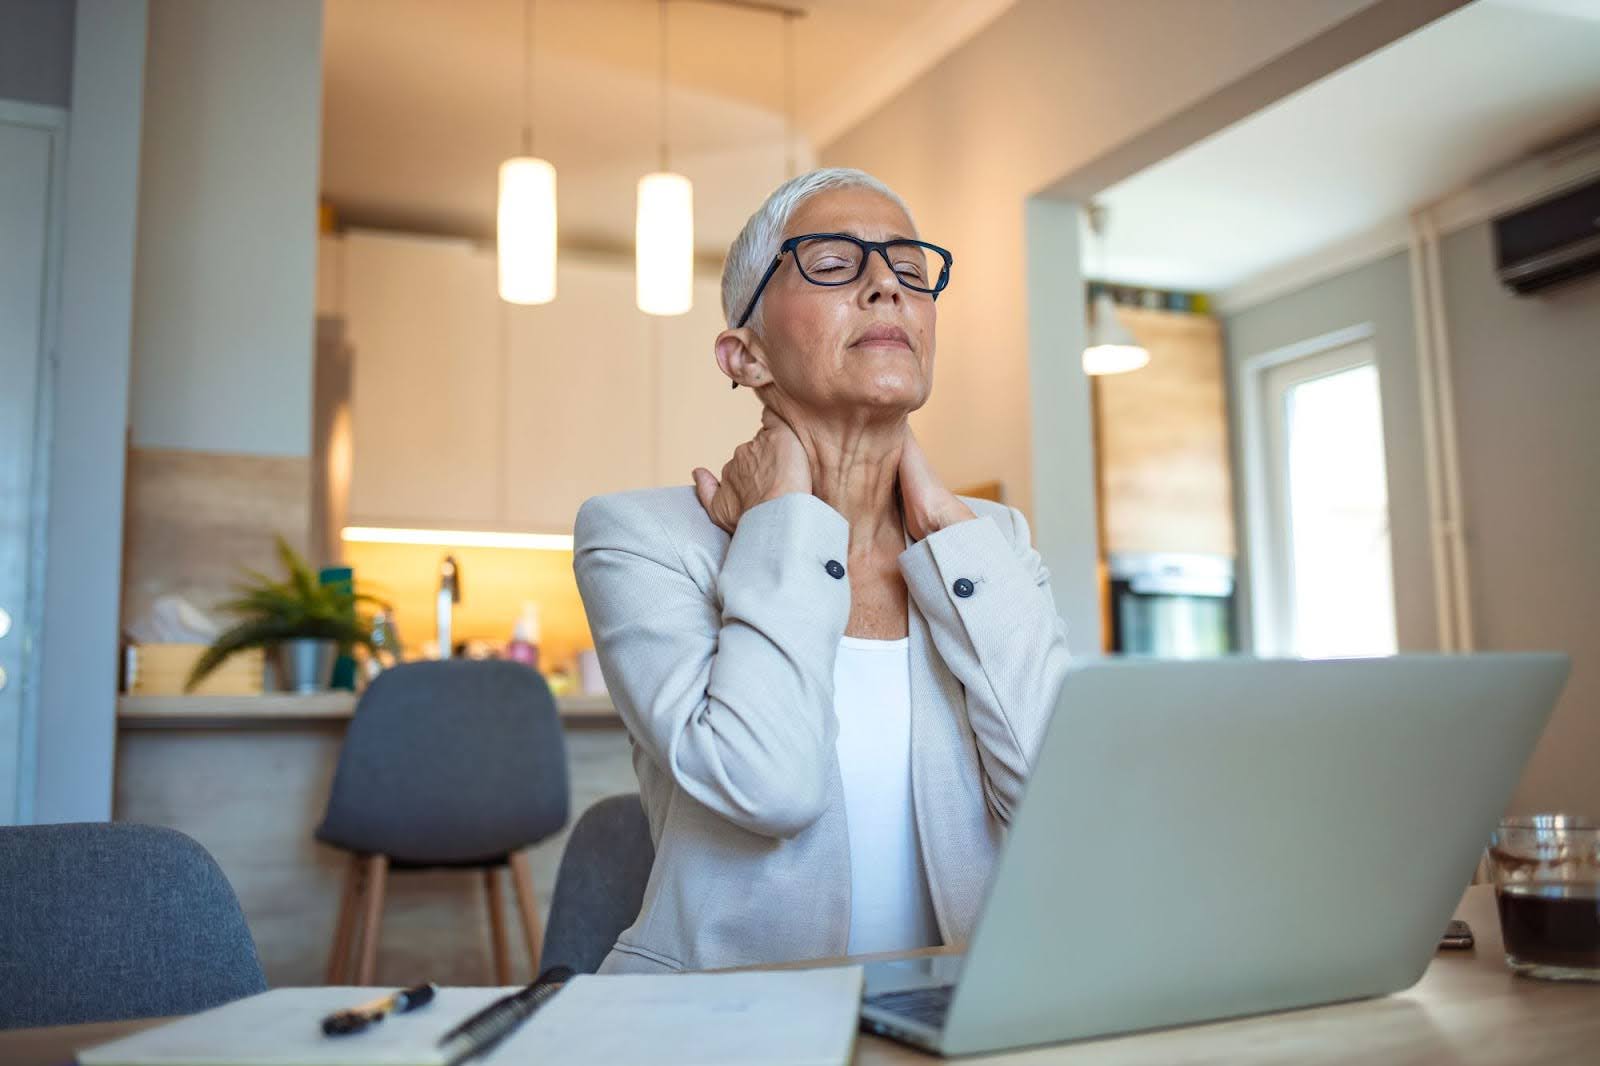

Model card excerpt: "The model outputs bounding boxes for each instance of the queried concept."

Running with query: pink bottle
[506,601,541,672]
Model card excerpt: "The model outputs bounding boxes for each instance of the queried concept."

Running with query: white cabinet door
[343,231,503,526]
[655,276,759,488]
[504,259,653,531]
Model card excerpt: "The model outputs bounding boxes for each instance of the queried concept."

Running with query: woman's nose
[859,251,903,307]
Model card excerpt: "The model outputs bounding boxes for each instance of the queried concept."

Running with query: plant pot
[273,639,338,694]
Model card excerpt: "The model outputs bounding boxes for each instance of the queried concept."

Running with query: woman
[573,167,1070,974]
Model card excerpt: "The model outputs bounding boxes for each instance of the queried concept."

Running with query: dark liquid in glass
[1496,884,1600,971]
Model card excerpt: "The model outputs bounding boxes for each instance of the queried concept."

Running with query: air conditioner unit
[1492,175,1600,296]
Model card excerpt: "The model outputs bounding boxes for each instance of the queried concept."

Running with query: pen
[322,982,438,1036]
[437,966,573,1065]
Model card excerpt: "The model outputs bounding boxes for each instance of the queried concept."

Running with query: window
[1243,331,1397,658]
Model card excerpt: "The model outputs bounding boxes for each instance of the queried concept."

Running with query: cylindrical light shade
[1082,291,1150,375]
[636,171,694,316]
[498,156,557,305]
[1083,343,1152,376]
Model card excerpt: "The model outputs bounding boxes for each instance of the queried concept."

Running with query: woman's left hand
[897,428,977,542]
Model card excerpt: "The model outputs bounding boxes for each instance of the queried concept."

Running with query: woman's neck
[792,415,907,549]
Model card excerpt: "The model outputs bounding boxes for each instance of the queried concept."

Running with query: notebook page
[481,966,865,1066]
[78,987,509,1066]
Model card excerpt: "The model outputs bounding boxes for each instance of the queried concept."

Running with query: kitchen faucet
[437,554,461,659]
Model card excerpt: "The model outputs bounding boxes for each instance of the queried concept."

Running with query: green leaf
[186,617,295,690]
[188,533,379,689]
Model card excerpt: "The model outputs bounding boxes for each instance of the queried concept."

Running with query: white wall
[1439,220,1600,817]
[130,0,323,458]
[1023,198,1100,654]
[34,0,146,824]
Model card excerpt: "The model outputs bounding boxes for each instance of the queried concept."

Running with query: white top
[832,634,941,954]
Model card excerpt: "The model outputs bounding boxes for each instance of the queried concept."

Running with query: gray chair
[316,659,569,985]
[541,794,655,975]
[0,822,265,1030]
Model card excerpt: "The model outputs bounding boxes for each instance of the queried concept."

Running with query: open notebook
[79,967,864,1066]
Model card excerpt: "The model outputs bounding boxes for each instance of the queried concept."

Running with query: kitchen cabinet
[342,231,504,527]
[1093,306,1236,556]
[503,269,757,529]
[654,276,761,488]
[503,259,653,530]
[330,233,757,535]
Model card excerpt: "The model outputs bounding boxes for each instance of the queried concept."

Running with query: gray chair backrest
[316,659,569,865]
[541,794,656,975]
[0,822,265,1030]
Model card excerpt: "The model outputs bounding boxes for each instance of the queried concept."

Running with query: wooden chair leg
[355,853,389,985]
[508,850,543,975]
[326,853,366,984]
[485,867,512,985]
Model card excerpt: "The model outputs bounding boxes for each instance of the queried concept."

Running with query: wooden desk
[4,888,1596,1065]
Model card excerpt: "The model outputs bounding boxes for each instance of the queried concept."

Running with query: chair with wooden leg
[314,659,569,985]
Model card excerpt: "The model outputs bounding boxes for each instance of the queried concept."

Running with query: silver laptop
[860,653,1570,1057]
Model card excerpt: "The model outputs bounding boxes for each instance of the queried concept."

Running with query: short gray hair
[720,167,915,332]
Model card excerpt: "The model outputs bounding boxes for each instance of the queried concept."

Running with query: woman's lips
[850,324,913,350]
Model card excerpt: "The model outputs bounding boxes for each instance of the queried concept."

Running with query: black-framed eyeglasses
[733,233,953,330]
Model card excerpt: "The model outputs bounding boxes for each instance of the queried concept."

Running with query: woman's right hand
[692,407,812,534]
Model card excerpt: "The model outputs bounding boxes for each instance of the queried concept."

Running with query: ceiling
[320,0,1013,253]
[1086,0,1600,300]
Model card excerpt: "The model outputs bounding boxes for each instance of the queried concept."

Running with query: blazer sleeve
[573,491,851,839]
[896,506,1070,823]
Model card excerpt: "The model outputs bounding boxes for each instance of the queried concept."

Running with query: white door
[1256,340,1397,658]
[0,113,63,823]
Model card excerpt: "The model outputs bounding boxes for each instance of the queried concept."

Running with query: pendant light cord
[783,12,796,178]
[522,0,535,156]
[1088,202,1107,330]
[657,0,670,173]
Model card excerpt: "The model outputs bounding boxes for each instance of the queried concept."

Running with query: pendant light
[1082,203,1149,376]
[498,0,557,305]
[637,0,694,316]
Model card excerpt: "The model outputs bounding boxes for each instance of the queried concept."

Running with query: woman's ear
[714,329,770,391]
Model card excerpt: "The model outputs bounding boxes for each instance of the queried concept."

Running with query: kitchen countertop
[117,690,620,728]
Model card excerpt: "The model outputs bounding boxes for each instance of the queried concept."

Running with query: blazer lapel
[904,525,984,945]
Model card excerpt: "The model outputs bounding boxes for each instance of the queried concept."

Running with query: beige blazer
[572,487,1070,974]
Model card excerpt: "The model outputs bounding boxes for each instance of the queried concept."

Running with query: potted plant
[187,536,380,694]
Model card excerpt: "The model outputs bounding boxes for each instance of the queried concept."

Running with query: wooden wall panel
[121,447,312,628]
[1093,307,1236,557]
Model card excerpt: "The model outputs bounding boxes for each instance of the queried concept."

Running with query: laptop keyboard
[865,984,955,1029]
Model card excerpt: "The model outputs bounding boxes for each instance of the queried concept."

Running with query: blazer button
[825,560,846,579]
[952,577,975,598]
